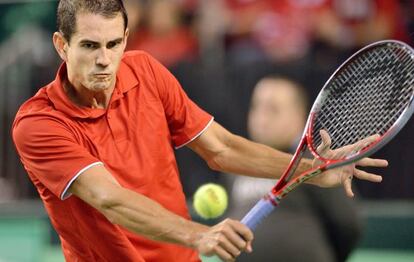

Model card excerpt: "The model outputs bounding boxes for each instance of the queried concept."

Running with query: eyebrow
[79,37,124,45]
[108,37,124,43]
[79,39,99,46]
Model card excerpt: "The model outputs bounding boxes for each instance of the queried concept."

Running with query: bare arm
[188,122,387,195]
[69,165,205,244]
[187,121,312,179]
[69,164,253,261]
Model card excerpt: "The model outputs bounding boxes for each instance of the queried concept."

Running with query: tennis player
[12,1,387,261]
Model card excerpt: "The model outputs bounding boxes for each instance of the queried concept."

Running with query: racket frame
[241,40,414,230]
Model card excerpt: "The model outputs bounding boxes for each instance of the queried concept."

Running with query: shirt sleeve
[12,115,102,199]
[144,53,214,148]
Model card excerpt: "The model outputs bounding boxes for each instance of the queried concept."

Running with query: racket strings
[311,43,414,156]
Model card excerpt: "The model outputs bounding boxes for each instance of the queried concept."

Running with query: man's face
[248,79,306,150]
[64,12,127,92]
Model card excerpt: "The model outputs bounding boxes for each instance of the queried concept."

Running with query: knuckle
[222,226,233,235]
[206,242,216,252]
[213,234,221,242]
[217,235,226,244]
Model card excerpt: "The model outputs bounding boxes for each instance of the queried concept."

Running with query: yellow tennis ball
[193,183,228,219]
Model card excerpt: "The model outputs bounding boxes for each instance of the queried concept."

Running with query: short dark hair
[57,0,128,42]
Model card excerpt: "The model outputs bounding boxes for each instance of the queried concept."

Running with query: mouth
[93,73,111,80]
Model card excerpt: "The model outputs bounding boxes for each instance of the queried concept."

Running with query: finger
[214,245,236,262]
[317,129,332,154]
[246,241,253,253]
[216,234,242,258]
[354,169,382,183]
[221,226,248,250]
[229,221,254,243]
[351,134,380,153]
[343,175,354,198]
[357,158,388,167]
[332,134,380,159]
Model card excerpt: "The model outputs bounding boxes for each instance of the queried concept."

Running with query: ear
[53,32,69,61]
[123,28,130,49]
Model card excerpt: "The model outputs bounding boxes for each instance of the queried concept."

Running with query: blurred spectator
[126,0,198,68]
[223,0,327,64]
[313,0,408,49]
[228,76,362,262]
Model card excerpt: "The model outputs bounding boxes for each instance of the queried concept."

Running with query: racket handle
[240,197,276,231]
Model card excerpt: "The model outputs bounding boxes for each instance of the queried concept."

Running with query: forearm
[103,188,255,261]
[70,169,208,249]
[207,133,312,179]
[99,187,208,247]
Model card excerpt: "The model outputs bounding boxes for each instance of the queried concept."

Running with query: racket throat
[263,193,280,207]
[272,140,308,193]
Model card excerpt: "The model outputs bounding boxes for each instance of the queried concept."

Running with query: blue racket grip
[241,197,276,231]
[210,198,276,261]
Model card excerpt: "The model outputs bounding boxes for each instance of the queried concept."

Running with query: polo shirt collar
[46,61,138,119]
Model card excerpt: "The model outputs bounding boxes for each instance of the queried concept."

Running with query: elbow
[93,191,121,224]
[205,139,236,173]
[206,135,238,172]
[207,155,225,172]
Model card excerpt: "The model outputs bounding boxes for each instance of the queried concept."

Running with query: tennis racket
[241,40,414,230]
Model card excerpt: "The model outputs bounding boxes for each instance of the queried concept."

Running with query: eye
[81,42,97,49]
[107,41,121,49]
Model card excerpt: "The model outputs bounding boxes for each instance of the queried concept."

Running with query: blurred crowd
[125,0,413,67]
[0,0,413,201]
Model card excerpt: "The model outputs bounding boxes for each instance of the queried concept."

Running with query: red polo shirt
[12,51,213,262]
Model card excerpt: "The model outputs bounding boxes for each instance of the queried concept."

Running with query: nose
[96,48,111,67]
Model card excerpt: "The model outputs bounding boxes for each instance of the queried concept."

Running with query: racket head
[306,40,414,165]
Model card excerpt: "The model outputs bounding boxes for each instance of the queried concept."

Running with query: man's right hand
[194,218,254,262]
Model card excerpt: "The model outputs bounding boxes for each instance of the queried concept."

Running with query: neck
[63,80,114,109]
